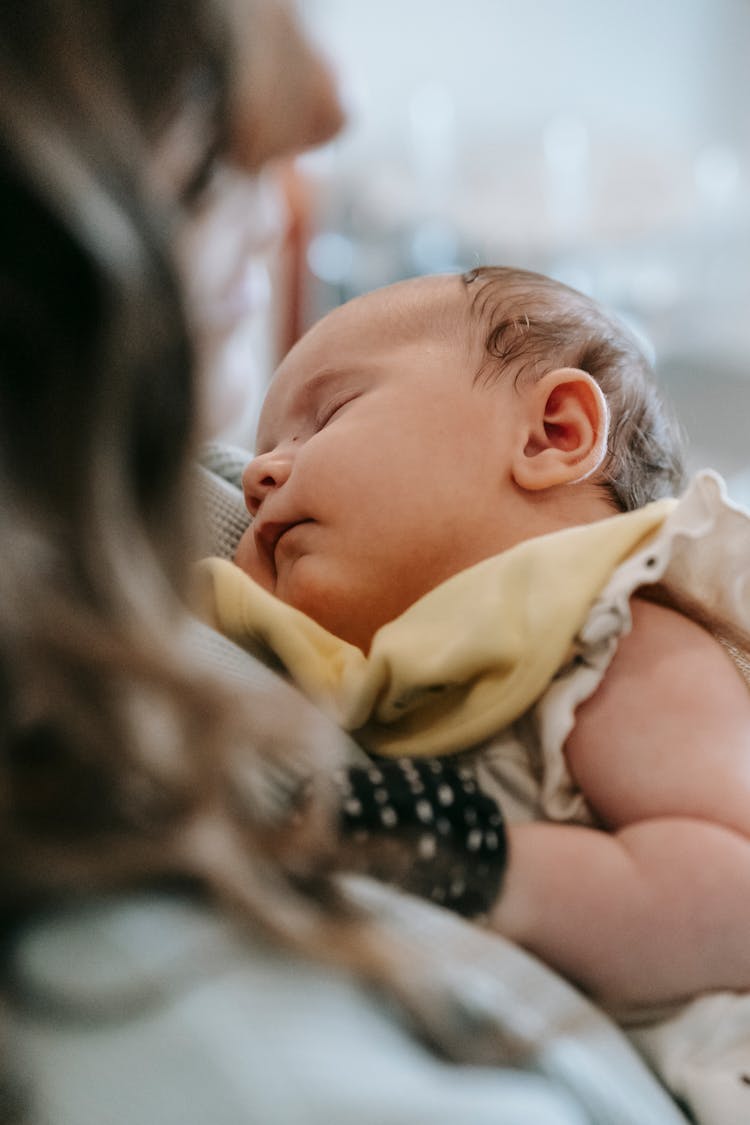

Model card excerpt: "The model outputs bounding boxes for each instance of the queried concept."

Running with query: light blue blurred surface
[5,888,689,1125]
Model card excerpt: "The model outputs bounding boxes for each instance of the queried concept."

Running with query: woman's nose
[242,449,292,517]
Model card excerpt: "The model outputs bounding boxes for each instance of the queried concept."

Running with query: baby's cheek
[233,524,272,590]
[233,525,255,569]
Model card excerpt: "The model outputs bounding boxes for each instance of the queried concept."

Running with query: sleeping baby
[200,267,750,1122]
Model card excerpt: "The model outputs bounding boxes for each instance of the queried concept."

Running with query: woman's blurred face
[222,0,345,173]
[160,0,345,438]
[176,165,286,439]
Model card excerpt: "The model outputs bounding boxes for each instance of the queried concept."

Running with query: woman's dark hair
[0,0,227,568]
[463,266,686,510]
[0,0,226,887]
[0,0,357,952]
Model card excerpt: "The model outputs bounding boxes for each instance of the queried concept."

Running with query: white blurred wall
[309,0,748,151]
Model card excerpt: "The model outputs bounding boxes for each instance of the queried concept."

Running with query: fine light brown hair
[463,266,686,511]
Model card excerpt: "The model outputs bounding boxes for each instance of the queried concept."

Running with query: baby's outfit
[199,470,750,1125]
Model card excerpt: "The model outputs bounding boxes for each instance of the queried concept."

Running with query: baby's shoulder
[625,594,747,688]
[566,594,750,831]
[599,594,750,737]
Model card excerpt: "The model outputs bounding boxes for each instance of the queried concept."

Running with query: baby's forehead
[347,274,471,339]
[269,275,474,399]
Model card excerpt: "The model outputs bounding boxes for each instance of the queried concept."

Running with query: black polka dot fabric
[336,757,506,918]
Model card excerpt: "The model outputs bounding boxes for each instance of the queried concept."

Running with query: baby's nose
[241,449,291,516]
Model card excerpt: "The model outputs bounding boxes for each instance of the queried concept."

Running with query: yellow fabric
[198,499,675,758]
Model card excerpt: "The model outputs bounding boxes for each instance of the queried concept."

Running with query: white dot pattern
[337,756,506,917]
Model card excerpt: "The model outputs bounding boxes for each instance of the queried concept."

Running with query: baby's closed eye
[314,392,360,431]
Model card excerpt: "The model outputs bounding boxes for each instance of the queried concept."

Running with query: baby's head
[235,267,684,650]
[463,266,684,511]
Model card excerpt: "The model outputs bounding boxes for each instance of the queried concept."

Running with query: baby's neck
[494,482,620,559]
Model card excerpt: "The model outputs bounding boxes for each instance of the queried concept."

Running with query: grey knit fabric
[200,441,251,493]
[194,442,252,562]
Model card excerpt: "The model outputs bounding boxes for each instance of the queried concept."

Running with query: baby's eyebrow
[297,366,349,406]
[291,366,358,423]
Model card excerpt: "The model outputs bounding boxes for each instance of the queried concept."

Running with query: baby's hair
[462,266,686,511]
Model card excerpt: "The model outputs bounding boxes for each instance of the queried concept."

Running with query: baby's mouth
[255,518,311,572]
[274,522,302,553]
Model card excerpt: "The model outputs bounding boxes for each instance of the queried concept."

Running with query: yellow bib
[198,499,675,758]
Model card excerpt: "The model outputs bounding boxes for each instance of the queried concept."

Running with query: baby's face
[235,275,524,651]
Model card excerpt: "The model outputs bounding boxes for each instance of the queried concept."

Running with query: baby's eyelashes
[314,393,359,431]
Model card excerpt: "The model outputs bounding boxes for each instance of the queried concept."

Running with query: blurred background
[201,0,750,505]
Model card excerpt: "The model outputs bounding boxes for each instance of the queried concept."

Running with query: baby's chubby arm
[490,597,750,1008]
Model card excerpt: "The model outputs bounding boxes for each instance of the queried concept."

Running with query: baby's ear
[511,367,609,492]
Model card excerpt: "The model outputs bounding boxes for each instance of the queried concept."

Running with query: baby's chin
[276,567,377,653]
